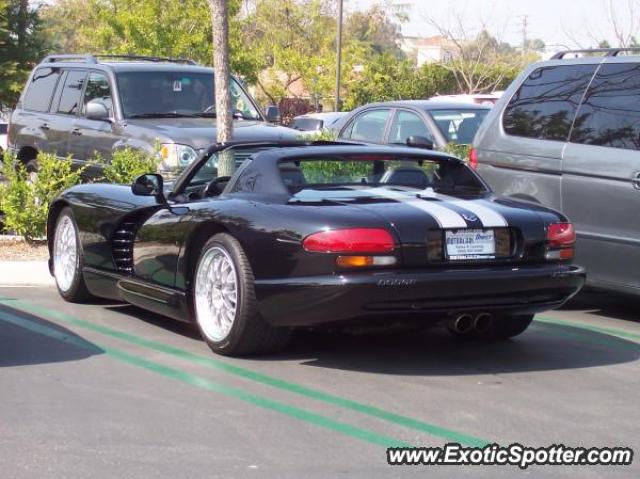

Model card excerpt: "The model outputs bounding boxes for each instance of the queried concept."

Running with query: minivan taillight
[468,147,478,169]
[545,223,575,260]
[302,228,395,253]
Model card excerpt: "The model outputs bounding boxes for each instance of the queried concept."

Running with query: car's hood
[125,118,300,150]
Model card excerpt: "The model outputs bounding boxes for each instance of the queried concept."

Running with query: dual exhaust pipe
[451,313,493,334]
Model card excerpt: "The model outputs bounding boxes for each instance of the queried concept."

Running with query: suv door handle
[71,128,82,136]
[633,172,640,190]
[41,123,50,131]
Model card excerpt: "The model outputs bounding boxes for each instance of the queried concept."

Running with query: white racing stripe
[446,200,509,228]
[367,188,468,228]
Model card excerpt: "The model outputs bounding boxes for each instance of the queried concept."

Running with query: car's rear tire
[53,208,93,303]
[193,233,290,356]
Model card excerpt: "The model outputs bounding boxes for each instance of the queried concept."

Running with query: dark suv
[8,54,297,176]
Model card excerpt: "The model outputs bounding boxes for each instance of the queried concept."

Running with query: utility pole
[334,0,343,112]
[521,15,529,54]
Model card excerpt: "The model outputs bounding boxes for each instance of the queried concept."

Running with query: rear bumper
[255,264,586,327]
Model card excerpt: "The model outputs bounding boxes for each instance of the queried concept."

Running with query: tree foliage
[343,54,457,110]
[0,0,47,110]
[37,0,525,108]
[40,0,259,79]
[344,2,405,57]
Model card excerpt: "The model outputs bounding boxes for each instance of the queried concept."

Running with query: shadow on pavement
[103,303,639,377]
[0,306,103,367]
[104,304,202,340]
[265,321,640,376]
[561,290,640,323]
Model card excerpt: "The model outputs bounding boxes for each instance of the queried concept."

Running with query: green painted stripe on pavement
[536,316,640,342]
[0,309,410,449]
[0,299,490,447]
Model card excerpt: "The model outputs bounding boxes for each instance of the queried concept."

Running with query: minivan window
[83,72,113,117]
[570,63,640,150]
[56,70,87,115]
[23,68,61,112]
[502,64,597,141]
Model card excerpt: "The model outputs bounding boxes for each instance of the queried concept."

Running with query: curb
[0,261,54,287]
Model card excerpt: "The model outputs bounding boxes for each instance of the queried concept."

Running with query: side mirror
[132,173,166,203]
[406,135,434,150]
[86,100,111,121]
[264,105,281,124]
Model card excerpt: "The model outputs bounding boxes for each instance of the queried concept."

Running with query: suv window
[115,71,260,120]
[502,64,597,141]
[388,110,432,144]
[56,70,87,115]
[83,72,113,117]
[342,109,390,143]
[570,63,640,150]
[23,68,61,112]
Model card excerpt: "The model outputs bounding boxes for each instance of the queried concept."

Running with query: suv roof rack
[551,47,640,59]
[41,54,197,65]
[95,54,197,65]
[42,54,98,64]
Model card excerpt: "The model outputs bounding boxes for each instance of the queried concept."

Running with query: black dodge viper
[47,141,585,355]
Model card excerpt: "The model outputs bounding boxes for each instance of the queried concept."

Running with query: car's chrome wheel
[53,215,78,293]
[194,245,238,342]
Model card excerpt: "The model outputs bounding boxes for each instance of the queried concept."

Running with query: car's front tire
[193,233,290,356]
[53,208,92,303]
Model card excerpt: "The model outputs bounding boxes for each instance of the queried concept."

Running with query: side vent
[112,222,136,273]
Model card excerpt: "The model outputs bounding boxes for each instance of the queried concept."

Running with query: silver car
[474,48,640,296]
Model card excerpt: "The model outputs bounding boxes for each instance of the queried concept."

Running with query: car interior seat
[456,117,481,144]
[380,166,430,189]
[280,163,307,192]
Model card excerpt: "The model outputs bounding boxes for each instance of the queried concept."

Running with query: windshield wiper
[193,112,217,118]
[128,112,199,119]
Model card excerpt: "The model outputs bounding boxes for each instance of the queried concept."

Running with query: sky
[345,0,640,52]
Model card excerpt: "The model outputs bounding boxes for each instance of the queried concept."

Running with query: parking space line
[536,316,640,342]
[0,308,411,449]
[0,298,491,448]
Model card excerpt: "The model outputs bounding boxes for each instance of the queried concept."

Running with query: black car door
[132,206,191,288]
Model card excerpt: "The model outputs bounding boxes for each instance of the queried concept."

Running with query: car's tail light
[335,255,397,268]
[545,223,575,260]
[303,228,395,253]
[468,147,478,169]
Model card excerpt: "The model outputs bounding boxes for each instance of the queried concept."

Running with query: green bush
[99,148,160,184]
[441,143,471,161]
[296,129,338,141]
[0,152,84,242]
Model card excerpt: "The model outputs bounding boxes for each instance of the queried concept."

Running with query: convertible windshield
[281,157,486,196]
[116,71,261,120]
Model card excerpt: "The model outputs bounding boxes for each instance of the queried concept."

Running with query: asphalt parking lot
[1,286,638,478]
